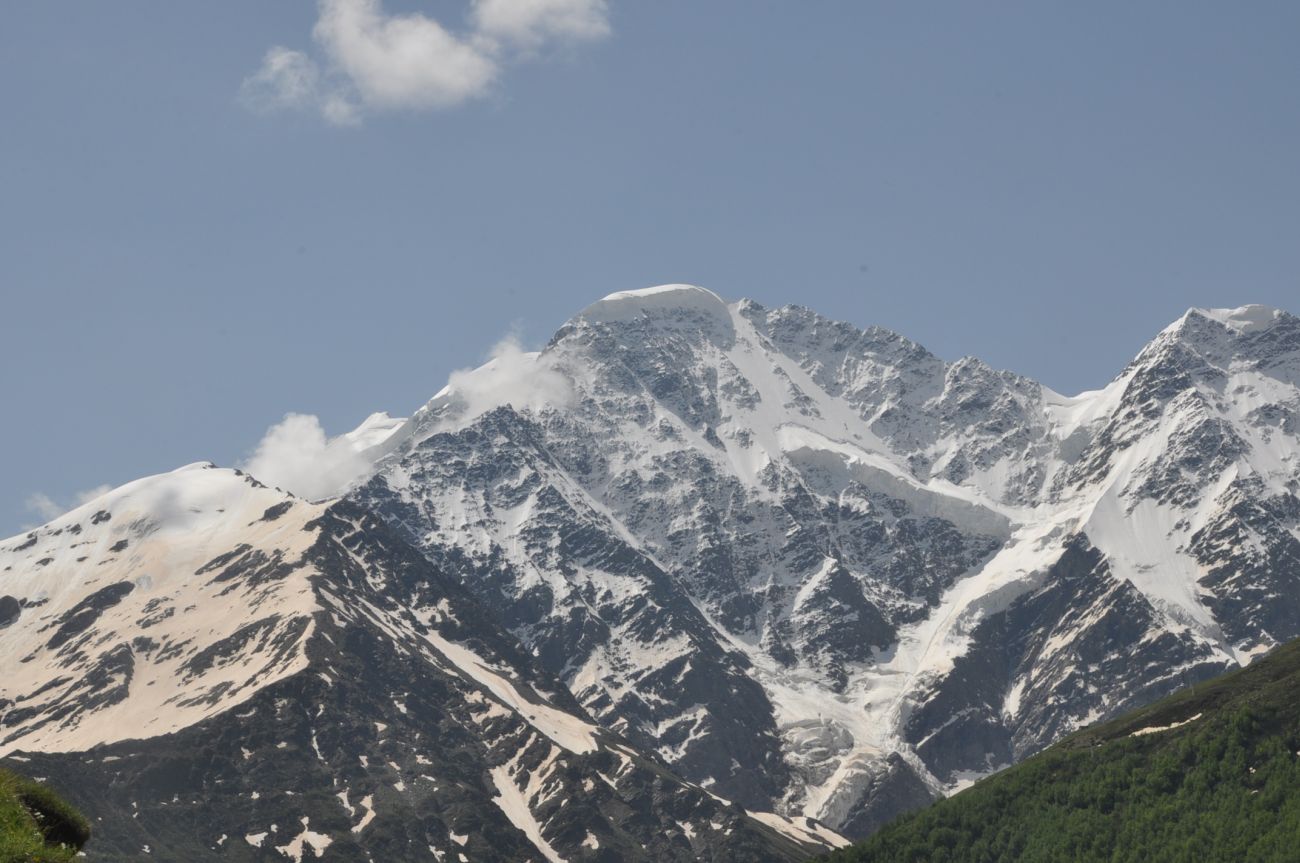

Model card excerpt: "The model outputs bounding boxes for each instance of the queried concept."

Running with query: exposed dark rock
[0,595,20,628]
[44,582,135,651]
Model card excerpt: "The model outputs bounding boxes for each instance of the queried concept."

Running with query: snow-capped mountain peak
[348,287,1300,837]
[576,283,731,324]
[1174,303,1291,336]
[6,285,1299,853]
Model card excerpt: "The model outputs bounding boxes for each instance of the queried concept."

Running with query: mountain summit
[4,286,1299,855]
[351,288,1300,835]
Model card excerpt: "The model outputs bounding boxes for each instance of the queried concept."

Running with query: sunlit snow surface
[6,288,1299,845]
[353,289,1300,830]
[0,464,322,754]
[0,452,848,860]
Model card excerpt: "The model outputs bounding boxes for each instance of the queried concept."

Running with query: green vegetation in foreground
[824,637,1300,863]
[0,769,90,863]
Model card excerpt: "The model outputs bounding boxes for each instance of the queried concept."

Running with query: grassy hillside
[0,769,90,863]
[825,638,1300,862]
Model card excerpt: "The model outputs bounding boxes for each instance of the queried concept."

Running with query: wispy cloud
[24,484,114,525]
[241,0,610,125]
[473,0,611,51]
[240,47,321,113]
[24,493,63,523]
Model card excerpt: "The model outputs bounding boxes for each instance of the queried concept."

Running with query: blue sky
[3,1,1299,534]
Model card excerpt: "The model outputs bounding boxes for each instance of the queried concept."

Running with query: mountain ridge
[347,287,1300,833]
[1,464,845,860]
[4,286,1299,854]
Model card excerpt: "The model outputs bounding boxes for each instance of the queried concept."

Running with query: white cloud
[320,91,363,126]
[241,413,373,500]
[473,0,611,51]
[75,485,113,505]
[315,0,498,112]
[436,333,574,425]
[23,484,114,525]
[239,336,567,498]
[239,47,320,113]
[24,493,63,522]
[242,0,610,125]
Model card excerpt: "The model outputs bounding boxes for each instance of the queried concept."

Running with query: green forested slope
[0,769,89,863]
[825,638,1300,863]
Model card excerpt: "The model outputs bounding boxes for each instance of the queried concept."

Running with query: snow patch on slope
[746,810,851,850]
[1130,712,1202,737]
[490,755,566,863]
[413,612,598,754]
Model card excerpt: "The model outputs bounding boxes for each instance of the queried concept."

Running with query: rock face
[4,288,1300,852]
[0,464,844,861]
[0,595,19,628]
[348,290,1300,837]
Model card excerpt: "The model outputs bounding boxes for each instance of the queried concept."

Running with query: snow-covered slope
[0,463,844,861]
[350,288,1300,837]
[0,463,322,754]
[6,286,1298,849]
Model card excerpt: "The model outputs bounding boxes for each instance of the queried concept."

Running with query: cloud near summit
[241,0,610,124]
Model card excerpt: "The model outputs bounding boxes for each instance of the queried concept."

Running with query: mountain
[348,287,1300,836]
[3,285,1298,854]
[823,635,1300,862]
[0,464,844,861]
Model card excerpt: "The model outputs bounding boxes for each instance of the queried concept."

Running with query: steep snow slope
[351,289,1300,837]
[0,464,844,861]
